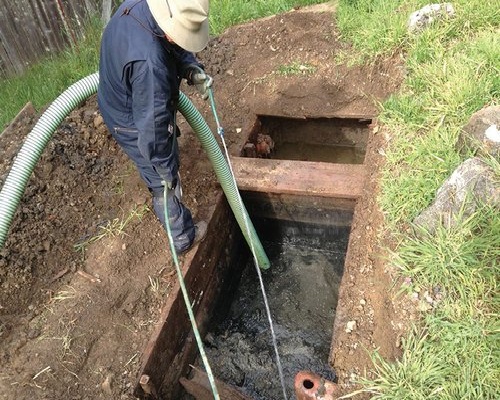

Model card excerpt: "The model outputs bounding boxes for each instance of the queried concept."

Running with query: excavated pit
[134,114,371,399]
[242,115,370,163]
[191,204,351,399]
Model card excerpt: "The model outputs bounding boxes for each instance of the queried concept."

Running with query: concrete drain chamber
[134,114,371,399]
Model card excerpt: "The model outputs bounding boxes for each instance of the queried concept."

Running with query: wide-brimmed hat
[146,0,209,53]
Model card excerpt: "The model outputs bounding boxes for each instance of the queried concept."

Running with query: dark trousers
[111,127,195,252]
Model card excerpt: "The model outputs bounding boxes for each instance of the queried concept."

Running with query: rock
[101,373,114,396]
[457,105,500,158]
[132,191,149,206]
[27,327,41,339]
[242,142,257,158]
[345,320,357,333]
[93,114,104,129]
[414,157,499,234]
[82,109,95,124]
[408,3,455,33]
[418,301,432,312]
[43,240,51,252]
[423,291,434,304]
[255,133,275,158]
[82,128,91,142]
[41,162,53,177]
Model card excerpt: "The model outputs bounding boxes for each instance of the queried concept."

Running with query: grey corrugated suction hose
[0,73,270,269]
[0,73,100,249]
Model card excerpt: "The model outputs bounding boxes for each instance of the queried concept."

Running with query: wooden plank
[231,156,367,199]
[133,194,248,399]
[180,367,253,400]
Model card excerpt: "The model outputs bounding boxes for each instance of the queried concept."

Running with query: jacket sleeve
[130,60,178,182]
[174,47,205,80]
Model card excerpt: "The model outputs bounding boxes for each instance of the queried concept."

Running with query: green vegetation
[210,0,327,35]
[336,0,499,398]
[0,0,326,129]
[276,61,317,76]
[380,27,499,224]
[0,17,102,129]
[74,204,148,255]
[358,205,499,399]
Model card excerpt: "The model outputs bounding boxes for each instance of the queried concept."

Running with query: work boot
[194,221,208,244]
[180,221,208,254]
[151,189,195,253]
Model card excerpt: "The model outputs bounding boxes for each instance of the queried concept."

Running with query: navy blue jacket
[97,0,201,180]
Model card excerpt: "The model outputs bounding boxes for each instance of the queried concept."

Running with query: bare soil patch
[0,5,410,399]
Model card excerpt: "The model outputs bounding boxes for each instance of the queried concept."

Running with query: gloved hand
[186,64,213,100]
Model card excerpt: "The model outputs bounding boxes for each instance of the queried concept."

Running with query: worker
[97,0,212,253]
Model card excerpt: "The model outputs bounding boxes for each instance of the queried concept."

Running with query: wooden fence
[0,0,115,78]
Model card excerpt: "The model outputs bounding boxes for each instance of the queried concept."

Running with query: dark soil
[0,4,412,399]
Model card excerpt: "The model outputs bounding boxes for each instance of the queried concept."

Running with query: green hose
[178,95,270,269]
[0,73,270,269]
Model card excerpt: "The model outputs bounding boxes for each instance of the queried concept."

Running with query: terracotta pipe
[294,370,339,400]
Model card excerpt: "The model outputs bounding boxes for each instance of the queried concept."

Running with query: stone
[93,114,104,129]
[408,3,455,33]
[101,373,114,396]
[414,157,499,234]
[345,320,357,333]
[457,105,500,158]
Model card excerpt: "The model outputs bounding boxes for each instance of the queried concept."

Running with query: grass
[0,16,103,129]
[276,61,317,76]
[148,275,161,295]
[389,206,500,398]
[379,29,499,223]
[74,204,148,254]
[336,0,499,398]
[0,0,327,129]
[50,286,78,303]
[210,0,328,35]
